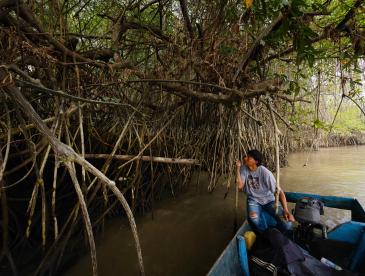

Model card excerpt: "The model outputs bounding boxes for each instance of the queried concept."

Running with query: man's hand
[283,209,295,222]
[235,160,244,190]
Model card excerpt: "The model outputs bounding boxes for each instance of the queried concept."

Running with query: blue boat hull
[208,221,251,276]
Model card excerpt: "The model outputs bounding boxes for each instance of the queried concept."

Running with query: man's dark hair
[247,149,263,166]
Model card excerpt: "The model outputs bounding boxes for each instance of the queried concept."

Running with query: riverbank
[289,131,365,151]
[321,132,365,147]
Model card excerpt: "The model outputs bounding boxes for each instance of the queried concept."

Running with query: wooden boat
[208,192,365,276]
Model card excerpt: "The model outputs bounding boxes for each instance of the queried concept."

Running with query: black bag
[249,229,297,276]
[250,228,357,276]
[250,255,290,276]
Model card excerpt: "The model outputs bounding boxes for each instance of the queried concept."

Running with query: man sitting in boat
[236,149,295,233]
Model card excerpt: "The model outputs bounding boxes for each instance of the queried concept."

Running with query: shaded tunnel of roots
[1,0,365,275]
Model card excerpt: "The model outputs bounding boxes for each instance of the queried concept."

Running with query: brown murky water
[65,146,365,276]
[282,146,365,229]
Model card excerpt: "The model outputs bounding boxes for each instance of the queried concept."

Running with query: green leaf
[218,45,237,55]
[312,119,329,130]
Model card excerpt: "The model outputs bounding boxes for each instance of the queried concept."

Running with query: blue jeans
[247,198,292,234]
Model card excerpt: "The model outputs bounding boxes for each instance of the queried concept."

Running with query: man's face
[244,155,257,167]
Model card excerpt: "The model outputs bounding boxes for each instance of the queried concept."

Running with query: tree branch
[179,0,194,40]
[129,78,282,103]
[233,11,287,82]
[84,153,200,165]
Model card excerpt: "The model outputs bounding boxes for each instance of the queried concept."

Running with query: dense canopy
[0,0,364,275]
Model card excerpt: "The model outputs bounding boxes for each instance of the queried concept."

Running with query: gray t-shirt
[240,165,276,205]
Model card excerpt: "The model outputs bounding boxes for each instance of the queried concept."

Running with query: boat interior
[285,192,365,274]
[208,192,365,276]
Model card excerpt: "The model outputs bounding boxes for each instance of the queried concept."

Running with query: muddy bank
[289,131,365,151]
[320,132,365,147]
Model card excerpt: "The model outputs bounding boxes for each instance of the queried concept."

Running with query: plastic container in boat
[320,257,342,271]
[243,231,256,251]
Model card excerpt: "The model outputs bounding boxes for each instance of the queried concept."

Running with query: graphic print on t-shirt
[247,174,259,189]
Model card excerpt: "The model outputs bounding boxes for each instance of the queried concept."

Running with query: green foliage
[21,0,365,137]
[225,5,239,22]
[292,24,319,67]
[312,119,330,131]
[287,80,301,96]
[288,104,312,126]
[331,105,365,133]
[218,44,237,56]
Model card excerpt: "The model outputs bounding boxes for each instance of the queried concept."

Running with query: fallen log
[84,153,200,165]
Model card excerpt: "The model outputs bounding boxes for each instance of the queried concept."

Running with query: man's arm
[236,160,245,190]
[279,189,295,221]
